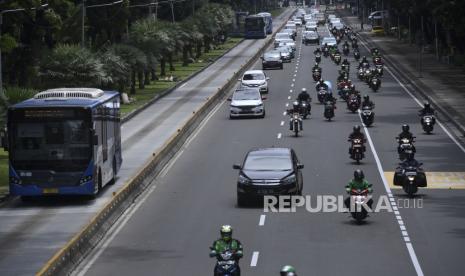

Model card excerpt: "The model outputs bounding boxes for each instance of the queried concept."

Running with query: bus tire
[21,196,34,203]
[109,158,117,185]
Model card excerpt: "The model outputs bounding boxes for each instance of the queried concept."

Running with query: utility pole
[169,0,175,23]
[81,0,86,47]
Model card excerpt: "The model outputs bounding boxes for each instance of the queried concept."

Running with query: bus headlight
[79,175,93,184]
[10,177,21,185]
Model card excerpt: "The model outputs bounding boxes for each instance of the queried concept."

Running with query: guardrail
[37,8,295,276]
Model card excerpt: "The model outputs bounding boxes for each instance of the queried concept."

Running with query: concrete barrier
[37,8,295,276]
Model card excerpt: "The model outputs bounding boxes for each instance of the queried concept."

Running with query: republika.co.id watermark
[263,195,423,213]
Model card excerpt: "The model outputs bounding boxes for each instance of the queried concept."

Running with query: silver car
[229,88,265,118]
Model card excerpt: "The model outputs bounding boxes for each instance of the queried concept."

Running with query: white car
[305,22,318,32]
[229,88,265,119]
[321,36,337,46]
[278,39,296,51]
[239,70,270,94]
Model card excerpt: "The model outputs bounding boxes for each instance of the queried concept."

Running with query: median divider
[37,8,295,276]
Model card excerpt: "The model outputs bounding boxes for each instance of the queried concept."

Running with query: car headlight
[259,81,266,86]
[282,174,296,185]
[230,105,241,110]
[238,174,252,185]
[253,104,264,110]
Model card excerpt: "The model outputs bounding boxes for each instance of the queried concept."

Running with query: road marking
[73,184,158,276]
[289,89,293,93]
[358,38,465,154]
[277,133,282,139]
[259,214,266,226]
[283,111,287,116]
[292,78,295,82]
[250,251,259,267]
[358,111,424,276]
[179,83,187,89]
[384,171,465,189]
[294,74,297,77]
[288,96,291,100]
[285,103,289,107]
[291,83,294,87]
[280,121,285,126]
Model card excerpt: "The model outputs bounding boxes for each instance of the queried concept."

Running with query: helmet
[354,169,364,181]
[402,124,410,133]
[293,101,299,108]
[353,125,361,133]
[424,102,430,108]
[301,88,307,93]
[220,225,232,242]
[363,95,369,101]
[343,76,348,81]
[280,265,296,276]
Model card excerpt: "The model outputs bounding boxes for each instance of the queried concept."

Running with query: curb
[338,11,465,138]
[36,9,295,276]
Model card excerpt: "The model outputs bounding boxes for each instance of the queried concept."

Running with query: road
[0,10,295,276]
[75,20,465,275]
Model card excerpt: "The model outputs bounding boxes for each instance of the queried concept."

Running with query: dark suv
[233,148,304,206]
[261,50,283,70]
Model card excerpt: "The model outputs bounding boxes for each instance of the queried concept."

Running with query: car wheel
[280,64,283,69]
[260,111,266,118]
[237,193,248,207]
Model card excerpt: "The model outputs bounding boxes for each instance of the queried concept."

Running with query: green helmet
[280,265,296,276]
[220,225,232,242]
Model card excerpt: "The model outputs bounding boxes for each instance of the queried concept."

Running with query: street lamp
[0,4,49,100]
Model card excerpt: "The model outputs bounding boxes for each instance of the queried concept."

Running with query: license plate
[257,189,273,195]
[43,188,59,194]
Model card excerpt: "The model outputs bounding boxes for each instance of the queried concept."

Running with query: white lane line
[285,103,289,107]
[292,78,295,82]
[259,214,266,226]
[179,83,187,89]
[73,184,158,276]
[294,74,297,77]
[358,112,424,276]
[280,121,285,126]
[289,89,293,93]
[250,251,260,267]
[283,111,287,116]
[277,133,282,139]
[288,96,291,100]
[358,38,465,154]
[291,83,294,87]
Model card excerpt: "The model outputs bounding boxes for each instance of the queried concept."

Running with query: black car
[261,50,283,70]
[234,148,304,206]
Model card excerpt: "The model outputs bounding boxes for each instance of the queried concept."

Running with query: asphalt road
[74,21,465,276]
[0,10,295,276]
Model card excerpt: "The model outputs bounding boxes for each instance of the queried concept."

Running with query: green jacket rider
[346,169,373,193]
[210,225,243,260]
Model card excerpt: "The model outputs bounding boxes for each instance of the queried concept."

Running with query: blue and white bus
[3,88,122,198]
[257,12,273,34]
[244,15,267,38]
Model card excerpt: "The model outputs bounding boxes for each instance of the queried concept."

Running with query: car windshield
[264,51,281,58]
[243,73,265,80]
[244,154,293,171]
[233,90,260,101]
[322,38,336,44]
[276,33,290,39]
[276,47,289,53]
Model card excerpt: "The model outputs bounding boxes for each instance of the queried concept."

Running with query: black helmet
[354,169,364,181]
[424,102,430,108]
[353,125,361,133]
[363,95,369,101]
[402,124,410,132]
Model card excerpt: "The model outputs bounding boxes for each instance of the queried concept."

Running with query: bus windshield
[10,108,92,171]
[245,18,265,31]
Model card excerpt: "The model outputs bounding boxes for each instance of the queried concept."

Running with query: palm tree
[108,44,147,94]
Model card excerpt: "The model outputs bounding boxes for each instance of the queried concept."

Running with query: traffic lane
[249,30,417,275]
[79,38,302,275]
[0,10,298,276]
[352,35,465,275]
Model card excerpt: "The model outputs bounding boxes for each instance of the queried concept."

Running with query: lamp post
[0,4,49,100]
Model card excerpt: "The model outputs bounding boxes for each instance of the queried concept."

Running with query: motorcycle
[347,95,360,113]
[298,100,311,119]
[349,138,365,164]
[323,46,329,57]
[211,249,241,276]
[315,53,322,63]
[375,64,384,76]
[338,85,350,101]
[346,187,372,223]
[334,54,342,65]
[354,50,360,61]
[324,100,336,121]
[317,88,327,104]
[421,115,435,134]
[361,106,374,127]
[312,69,322,82]
[357,68,365,80]
[370,75,381,92]
[289,112,303,137]
[397,137,416,161]
[394,164,427,197]
[341,63,350,74]
[343,45,350,56]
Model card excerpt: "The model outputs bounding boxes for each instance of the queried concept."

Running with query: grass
[0,149,8,197]
[120,37,243,116]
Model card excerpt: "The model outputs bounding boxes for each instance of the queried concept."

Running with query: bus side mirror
[93,134,99,145]
[0,130,8,151]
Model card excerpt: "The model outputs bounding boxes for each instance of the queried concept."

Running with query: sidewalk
[339,10,465,138]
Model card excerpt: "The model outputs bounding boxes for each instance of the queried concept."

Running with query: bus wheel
[21,196,34,203]
[109,158,117,185]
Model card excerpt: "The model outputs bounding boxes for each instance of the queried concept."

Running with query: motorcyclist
[324,91,337,104]
[343,40,350,48]
[280,265,297,276]
[210,225,243,275]
[399,152,422,169]
[312,63,321,73]
[362,95,375,109]
[287,101,303,130]
[397,124,414,141]
[348,125,366,153]
[314,48,322,55]
[316,79,328,91]
[342,58,350,66]
[418,102,435,117]
[358,56,369,68]
[344,169,373,209]
[297,88,311,103]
